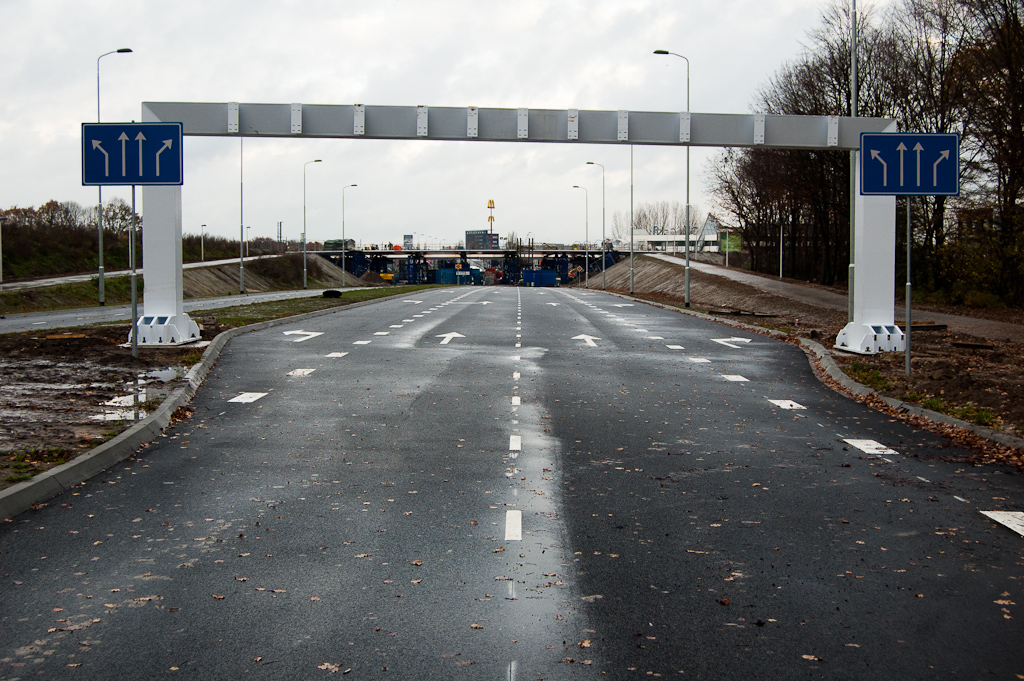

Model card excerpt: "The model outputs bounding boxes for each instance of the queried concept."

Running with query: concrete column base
[135,314,201,346]
[835,322,905,355]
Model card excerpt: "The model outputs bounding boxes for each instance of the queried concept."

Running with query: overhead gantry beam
[142,102,890,151]
[137,101,900,354]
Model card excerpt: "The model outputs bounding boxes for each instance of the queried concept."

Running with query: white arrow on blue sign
[82,122,183,186]
[860,132,959,196]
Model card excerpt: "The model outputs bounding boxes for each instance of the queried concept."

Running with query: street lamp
[341,184,357,290]
[246,226,251,258]
[586,162,606,289]
[200,224,206,262]
[653,49,691,307]
[0,216,6,291]
[303,160,323,289]
[572,185,589,289]
[96,47,133,306]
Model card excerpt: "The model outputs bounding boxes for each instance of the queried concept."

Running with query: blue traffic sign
[860,132,959,196]
[82,122,183,186]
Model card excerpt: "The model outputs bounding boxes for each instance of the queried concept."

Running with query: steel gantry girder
[138,102,899,354]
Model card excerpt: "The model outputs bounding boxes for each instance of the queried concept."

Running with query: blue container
[538,269,558,287]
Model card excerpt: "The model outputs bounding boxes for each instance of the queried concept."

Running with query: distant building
[465,229,500,249]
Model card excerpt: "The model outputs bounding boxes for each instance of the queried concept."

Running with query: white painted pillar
[835,129,904,355]
[135,184,199,345]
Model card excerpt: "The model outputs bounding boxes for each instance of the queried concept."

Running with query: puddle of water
[103,390,148,407]
[142,367,183,382]
[90,408,148,422]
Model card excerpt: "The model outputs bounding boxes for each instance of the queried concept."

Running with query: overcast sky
[1,0,859,248]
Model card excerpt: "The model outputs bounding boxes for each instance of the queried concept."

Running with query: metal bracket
[227,102,239,134]
[354,104,365,135]
[290,103,302,134]
[416,105,428,136]
[517,108,529,139]
[567,109,579,140]
[679,112,691,143]
[827,116,839,147]
[617,110,629,141]
[753,114,765,145]
[467,106,478,138]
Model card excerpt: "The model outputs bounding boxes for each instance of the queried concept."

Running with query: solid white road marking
[283,330,324,343]
[666,345,685,350]
[509,435,522,451]
[505,510,523,540]
[402,299,423,303]
[721,375,749,382]
[712,337,752,349]
[229,392,268,403]
[768,399,806,410]
[980,511,1024,536]
[326,352,349,358]
[286,369,316,377]
[353,340,372,345]
[844,439,898,456]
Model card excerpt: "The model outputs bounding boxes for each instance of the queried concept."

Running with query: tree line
[709,0,1023,307]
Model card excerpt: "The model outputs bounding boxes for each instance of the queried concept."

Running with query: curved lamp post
[653,49,691,307]
[585,162,606,289]
[95,47,132,306]
[572,185,589,288]
[341,184,357,289]
[303,159,322,289]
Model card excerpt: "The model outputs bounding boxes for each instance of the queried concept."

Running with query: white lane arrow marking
[91,140,109,176]
[980,511,1024,537]
[933,150,949,185]
[870,149,887,186]
[572,334,600,347]
[844,439,898,457]
[155,139,173,177]
[286,368,316,377]
[437,332,465,345]
[711,337,751,349]
[283,330,324,343]
[118,132,129,176]
[897,142,907,186]
[768,399,805,410]
[136,132,146,176]
[914,142,924,186]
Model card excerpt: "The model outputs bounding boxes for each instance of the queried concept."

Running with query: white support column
[136,184,200,345]
[835,139,904,354]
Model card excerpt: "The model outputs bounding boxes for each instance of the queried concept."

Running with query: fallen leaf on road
[212,594,225,600]
[470,623,483,629]
[411,560,423,566]
[318,662,341,672]
[581,594,603,602]
[802,654,822,661]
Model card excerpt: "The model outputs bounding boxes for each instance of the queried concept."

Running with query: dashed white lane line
[403,319,415,322]
[917,476,931,483]
[509,434,521,451]
[980,511,1024,536]
[689,357,711,363]
[229,392,268,403]
[511,396,521,406]
[326,352,349,358]
[954,496,970,503]
[374,332,390,336]
[505,510,523,541]
[390,324,404,328]
[768,399,805,410]
[286,369,316,377]
[721,375,749,382]
[647,336,665,340]
[666,345,685,350]
[513,371,521,380]
[353,340,372,345]
[844,439,898,456]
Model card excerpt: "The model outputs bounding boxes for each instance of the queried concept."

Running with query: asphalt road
[1,286,1022,679]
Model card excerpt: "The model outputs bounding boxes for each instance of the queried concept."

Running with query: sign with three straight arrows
[860,132,959,196]
[82,122,183,186]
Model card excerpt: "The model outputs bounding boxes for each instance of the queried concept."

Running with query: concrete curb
[0,295,387,522]
[599,288,1024,452]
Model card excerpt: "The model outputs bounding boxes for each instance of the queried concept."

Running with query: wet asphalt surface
[1,286,1022,679]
